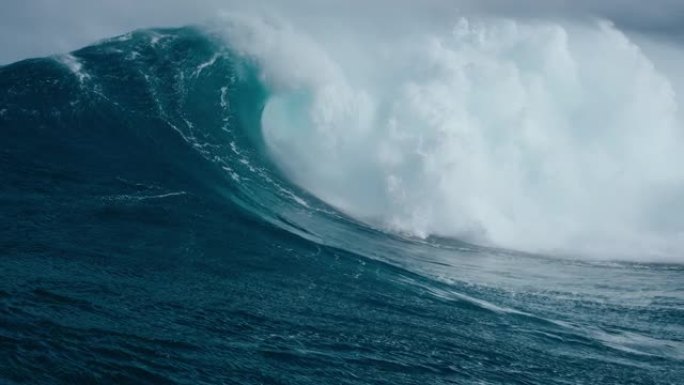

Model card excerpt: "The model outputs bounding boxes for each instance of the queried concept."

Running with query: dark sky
[1,0,683,64]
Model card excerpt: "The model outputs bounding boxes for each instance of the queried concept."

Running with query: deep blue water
[1,27,683,384]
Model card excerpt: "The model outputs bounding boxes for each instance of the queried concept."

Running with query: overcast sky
[1,0,683,64]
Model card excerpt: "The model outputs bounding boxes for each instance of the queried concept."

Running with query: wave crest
[215,14,684,261]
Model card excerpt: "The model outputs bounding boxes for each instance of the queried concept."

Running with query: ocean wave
[210,14,684,261]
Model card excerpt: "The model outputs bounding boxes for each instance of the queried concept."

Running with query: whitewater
[1,3,683,385]
[211,13,684,261]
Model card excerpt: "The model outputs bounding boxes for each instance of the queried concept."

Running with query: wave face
[1,23,683,385]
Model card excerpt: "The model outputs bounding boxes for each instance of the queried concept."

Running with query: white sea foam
[217,13,684,262]
[57,54,90,84]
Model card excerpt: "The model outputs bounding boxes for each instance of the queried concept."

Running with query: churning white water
[219,13,684,261]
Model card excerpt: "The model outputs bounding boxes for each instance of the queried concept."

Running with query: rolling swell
[1,27,683,385]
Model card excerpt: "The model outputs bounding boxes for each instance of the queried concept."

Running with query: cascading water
[217,14,684,260]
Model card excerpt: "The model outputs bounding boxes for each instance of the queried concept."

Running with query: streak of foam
[56,54,90,84]
[103,191,187,202]
[589,328,684,360]
[193,54,220,78]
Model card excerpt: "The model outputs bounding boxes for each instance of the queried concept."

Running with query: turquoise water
[1,27,682,384]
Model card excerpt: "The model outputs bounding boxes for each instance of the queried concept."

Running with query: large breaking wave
[2,15,683,384]
[213,14,684,260]
[9,11,684,263]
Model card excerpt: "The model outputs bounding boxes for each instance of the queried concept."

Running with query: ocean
[1,23,683,384]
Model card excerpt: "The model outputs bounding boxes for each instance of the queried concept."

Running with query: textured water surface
[1,27,683,385]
